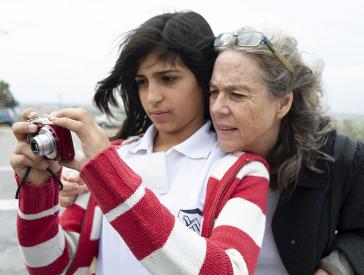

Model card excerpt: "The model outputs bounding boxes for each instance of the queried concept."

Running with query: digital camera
[27,118,75,162]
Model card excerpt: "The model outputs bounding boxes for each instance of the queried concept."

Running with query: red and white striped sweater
[16,145,269,275]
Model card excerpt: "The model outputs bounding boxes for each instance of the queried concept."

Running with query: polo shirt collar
[171,121,216,159]
[129,125,157,154]
[129,121,216,159]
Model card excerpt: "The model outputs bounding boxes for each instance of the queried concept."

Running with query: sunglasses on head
[214,32,294,74]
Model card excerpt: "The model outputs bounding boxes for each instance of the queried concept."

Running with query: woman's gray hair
[218,27,335,189]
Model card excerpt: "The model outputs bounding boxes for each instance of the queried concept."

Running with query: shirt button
[291,240,296,245]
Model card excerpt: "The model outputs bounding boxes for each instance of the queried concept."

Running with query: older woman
[210,29,364,275]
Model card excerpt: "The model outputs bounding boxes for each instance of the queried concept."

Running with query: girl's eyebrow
[135,69,180,78]
[153,69,180,77]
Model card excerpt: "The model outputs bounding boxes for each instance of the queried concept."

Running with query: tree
[0,80,18,107]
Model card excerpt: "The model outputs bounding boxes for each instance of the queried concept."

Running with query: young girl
[11,12,269,275]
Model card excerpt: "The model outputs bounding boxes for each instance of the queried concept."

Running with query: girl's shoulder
[111,136,142,148]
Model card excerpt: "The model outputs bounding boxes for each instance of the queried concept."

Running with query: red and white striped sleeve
[202,153,269,274]
[16,173,92,274]
[80,146,269,275]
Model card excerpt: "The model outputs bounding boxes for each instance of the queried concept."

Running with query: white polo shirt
[96,121,225,274]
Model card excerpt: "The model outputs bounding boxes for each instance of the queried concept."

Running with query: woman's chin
[218,140,240,153]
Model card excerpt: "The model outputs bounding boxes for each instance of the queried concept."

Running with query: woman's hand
[48,108,111,168]
[60,170,89,207]
[9,109,60,184]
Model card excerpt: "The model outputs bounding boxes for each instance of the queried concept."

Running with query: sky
[1,0,363,115]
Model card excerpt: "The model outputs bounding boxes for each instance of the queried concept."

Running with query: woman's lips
[216,124,237,135]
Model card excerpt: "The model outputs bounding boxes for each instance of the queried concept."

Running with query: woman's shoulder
[326,131,364,178]
[330,132,363,161]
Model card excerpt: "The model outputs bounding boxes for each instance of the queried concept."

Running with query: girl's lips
[150,111,169,120]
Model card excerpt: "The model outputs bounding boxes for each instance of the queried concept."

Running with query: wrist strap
[15,167,63,199]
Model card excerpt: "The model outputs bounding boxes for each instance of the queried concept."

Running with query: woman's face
[210,49,289,156]
[136,51,205,143]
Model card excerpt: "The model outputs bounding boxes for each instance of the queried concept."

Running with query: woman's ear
[276,91,293,119]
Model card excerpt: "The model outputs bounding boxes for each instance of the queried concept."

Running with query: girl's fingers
[10,154,36,170]
[50,108,91,122]
[49,107,109,160]
[13,143,49,169]
[10,154,48,174]
[59,177,89,208]
[48,116,83,134]
[78,184,89,193]
[59,195,77,208]
[61,171,81,182]
[60,181,82,195]
[22,108,38,120]
[59,181,88,196]
[49,108,99,137]
[61,158,85,172]
[12,121,39,141]
[48,160,61,174]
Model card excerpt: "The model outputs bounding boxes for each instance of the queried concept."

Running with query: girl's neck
[153,122,205,152]
[153,135,179,152]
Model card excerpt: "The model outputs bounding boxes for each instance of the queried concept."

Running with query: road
[0,125,17,197]
[0,125,26,274]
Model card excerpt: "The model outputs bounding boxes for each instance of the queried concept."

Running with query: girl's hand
[10,109,60,184]
[60,170,89,207]
[48,108,111,164]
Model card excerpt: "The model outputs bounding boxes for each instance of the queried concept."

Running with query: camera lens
[30,140,40,154]
[29,133,55,157]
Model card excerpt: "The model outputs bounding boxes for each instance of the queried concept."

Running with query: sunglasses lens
[214,33,235,47]
[237,32,262,47]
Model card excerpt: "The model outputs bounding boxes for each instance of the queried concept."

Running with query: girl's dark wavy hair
[94,11,215,140]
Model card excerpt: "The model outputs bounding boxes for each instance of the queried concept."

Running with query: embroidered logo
[178,208,203,233]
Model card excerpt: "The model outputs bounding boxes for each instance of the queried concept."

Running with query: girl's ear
[276,91,293,119]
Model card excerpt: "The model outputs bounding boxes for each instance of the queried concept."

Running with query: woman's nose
[210,94,230,116]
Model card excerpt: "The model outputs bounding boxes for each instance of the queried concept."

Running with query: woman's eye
[208,90,218,97]
[230,92,246,100]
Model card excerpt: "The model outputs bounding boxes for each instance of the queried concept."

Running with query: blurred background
[1,0,363,273]
[1,0,364,137]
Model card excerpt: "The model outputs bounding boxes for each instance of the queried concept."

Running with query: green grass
[333,115,364,142]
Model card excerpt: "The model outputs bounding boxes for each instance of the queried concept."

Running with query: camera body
[27,118,75,162]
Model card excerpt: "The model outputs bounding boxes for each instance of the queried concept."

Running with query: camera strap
[15,166,64,199]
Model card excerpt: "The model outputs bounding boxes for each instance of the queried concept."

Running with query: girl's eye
[161,75,177,82]
[135,78,147,87]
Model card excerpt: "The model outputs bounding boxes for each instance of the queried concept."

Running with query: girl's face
[136,51,205,144]
[210,50,290,156]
